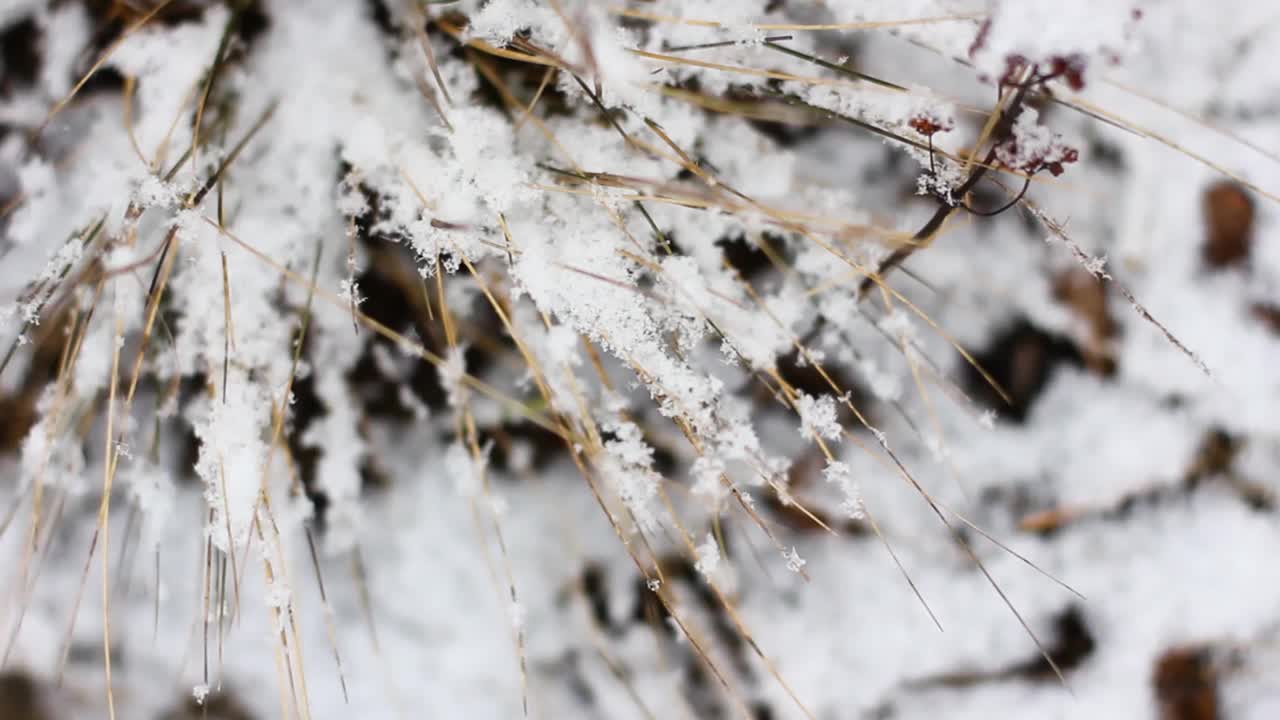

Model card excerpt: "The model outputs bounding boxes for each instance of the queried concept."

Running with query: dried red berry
[999,54,1030,87]
[908,114,952,137]
[1046,54,1088,91]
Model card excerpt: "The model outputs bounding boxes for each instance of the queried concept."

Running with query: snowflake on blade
[994,107,1080,178]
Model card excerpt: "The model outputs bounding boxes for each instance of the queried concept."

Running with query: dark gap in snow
[1022,426,1272,534]
[860,138,910,188]
[0,17,41,96]
[631,554,753,678]
[482,420,570,474]
[406,357,449,412]
[285,371,329,527]
[1209,99,1280,124]
[452,288,507,378]
[963,318,1083,423]
[0,670,49,720]
[1250,303,1280,336]
[909,605,1096,688]
[0,385,39,454]
[342,174,411,250]
[560,650,600,709]
[981,480,1058,537]
[233,0,271,49]
[726,79,824,147]
[73,0,270,99]
[629,570,672,635]
[1201,180,1254,269]
[1084,132,1126,172]
[648,435,680,477]
[746,114,823,148]
[682,653,729,720]
[78,0,270,50]
[865,700,896,720]
[776,346,865,406]
[1053,268,1119,377]
[1182,428,1271,511]
[0,295,76,453]
[764,490,871,537]
[358,455,388,494]
[1184,428,1241,488]
[70,63,124,98]
[716,233,777,282]
[668,73,705,97]
[176,420,203,485]
[580,563,617,635]
[347,338,418,422]
[352,260,416,334]
[964,182,1011,221]
[364,0,399,39]
[771,347,874,441]
[1006,605,1096,680]
[449,30,575,121]
[457,52,516,116]
[341,185,459,417]
[160,682,257,720]
[1153,646,1220,720]
[174,373,211,485]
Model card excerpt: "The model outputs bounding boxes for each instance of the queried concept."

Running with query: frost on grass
[1,1,1279,719]
[795,391,842,442]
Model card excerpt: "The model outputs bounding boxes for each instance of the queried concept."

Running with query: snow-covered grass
[1,1,1279,718]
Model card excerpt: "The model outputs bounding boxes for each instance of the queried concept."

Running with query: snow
[2,0,1280,718]
[795,391,842,442]
[970,0,1144,83]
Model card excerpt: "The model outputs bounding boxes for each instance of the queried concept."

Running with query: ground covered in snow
[1,1,1279,718]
